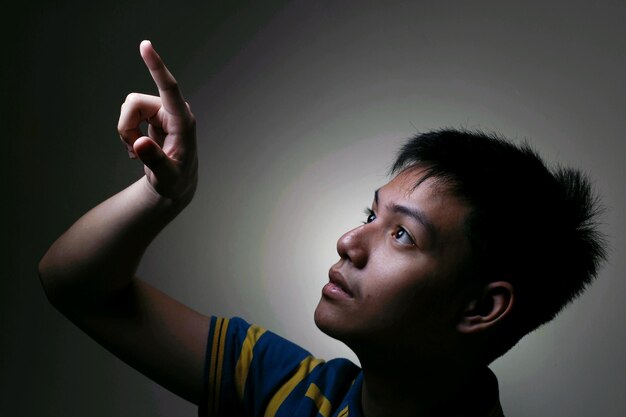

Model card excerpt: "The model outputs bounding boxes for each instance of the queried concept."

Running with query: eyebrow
[374,189,437,242]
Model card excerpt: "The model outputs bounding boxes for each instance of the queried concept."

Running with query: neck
[356,348,488,417]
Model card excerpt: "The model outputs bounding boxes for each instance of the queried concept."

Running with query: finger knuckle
[117,114,128,132]
[118,132,128,143]
[125,92,141,104]
[163,79,179,92]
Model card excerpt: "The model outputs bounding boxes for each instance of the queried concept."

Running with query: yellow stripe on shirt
[234,324,267,400]
[214,319,229,415]
[207,317,229,417]
[304,383,333,417]
[263,356,324,417]
[337,404,349,417]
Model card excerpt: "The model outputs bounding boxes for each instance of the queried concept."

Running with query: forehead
[382,166,450,196]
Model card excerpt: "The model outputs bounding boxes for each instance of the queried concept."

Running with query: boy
[38,41,607,417]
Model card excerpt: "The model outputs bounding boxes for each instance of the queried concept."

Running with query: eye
[363,207,376,224]
[393,227,415,245]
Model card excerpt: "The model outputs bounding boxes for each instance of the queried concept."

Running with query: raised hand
[39,41,211,406]
[118,40,197,202]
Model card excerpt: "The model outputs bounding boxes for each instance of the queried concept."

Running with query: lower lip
[322,282,352,299]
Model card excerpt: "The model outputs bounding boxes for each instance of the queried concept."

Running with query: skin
[315,169,474,354]
[315,169,486,416]
[39,41,514,416]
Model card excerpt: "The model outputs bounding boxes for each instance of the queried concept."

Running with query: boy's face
[314,167,474,353]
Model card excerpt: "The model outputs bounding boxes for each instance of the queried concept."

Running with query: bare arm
[38,41,208,404]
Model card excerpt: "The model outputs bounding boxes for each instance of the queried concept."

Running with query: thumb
[133,136,177,182]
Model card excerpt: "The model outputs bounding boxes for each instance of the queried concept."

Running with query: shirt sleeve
[198,316,324,417]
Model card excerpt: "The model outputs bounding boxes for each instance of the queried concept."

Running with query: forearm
[39,175,189,306]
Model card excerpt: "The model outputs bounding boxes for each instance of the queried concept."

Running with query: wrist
[140,175,195,214]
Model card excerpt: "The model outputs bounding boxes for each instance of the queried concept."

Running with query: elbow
[38,248,73,308]
[38,248,118,310]
[38,252,60,306]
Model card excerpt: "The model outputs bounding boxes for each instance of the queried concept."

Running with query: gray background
[4,1,625,416]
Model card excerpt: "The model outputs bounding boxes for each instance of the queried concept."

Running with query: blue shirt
[199,316,504,417]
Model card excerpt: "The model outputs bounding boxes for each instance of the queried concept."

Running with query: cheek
[362,257,433,321]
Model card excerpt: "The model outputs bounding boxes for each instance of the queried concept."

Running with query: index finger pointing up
[139,40,187,116]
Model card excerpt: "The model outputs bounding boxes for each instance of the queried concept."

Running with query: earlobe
[457,281,515,334]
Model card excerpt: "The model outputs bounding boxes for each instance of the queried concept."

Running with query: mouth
[322,268,354,299]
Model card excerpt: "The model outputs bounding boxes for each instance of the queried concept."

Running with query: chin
[313,299,350,341]
[313,301,329,332]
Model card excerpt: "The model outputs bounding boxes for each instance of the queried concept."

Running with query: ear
[457,281,515,334]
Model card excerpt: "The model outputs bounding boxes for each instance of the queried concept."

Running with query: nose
[336,224,369,269]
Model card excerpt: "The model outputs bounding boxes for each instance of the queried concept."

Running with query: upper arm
[60,277,210,405]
